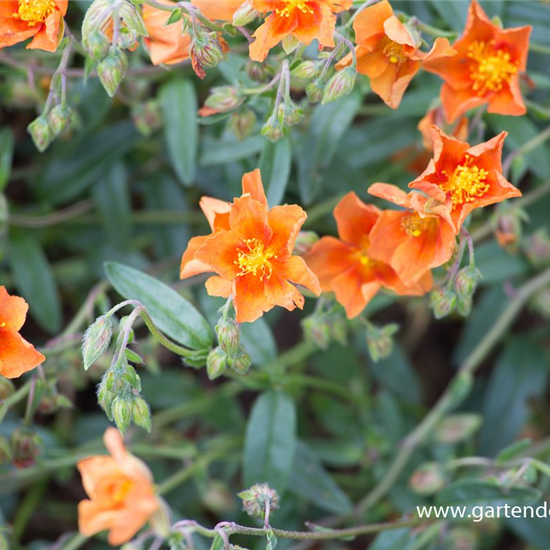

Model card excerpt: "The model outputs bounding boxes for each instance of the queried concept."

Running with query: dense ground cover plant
[1,0,550,548]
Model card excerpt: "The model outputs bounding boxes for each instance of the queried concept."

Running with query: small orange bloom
[305,192,432,319]
[0,286,45,379]
[180,169,321,323]
[367,184,456,287]
[77,428,160,546]
[0,0,67,52]
[409,126,521,234]
[249,0,352,63]
[423,0,531,122]
[337,0,455,109]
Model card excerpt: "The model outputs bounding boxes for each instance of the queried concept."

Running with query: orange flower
[337,0,455,109]
[0,0,67,52]
[0,286,45,379]
[77,428,160,546]
[367,184,456,287]
[305,192,432,319]
[180,169,321,323]
[423,0,531,122]
[249,0,352,63]
[409,126,521,234]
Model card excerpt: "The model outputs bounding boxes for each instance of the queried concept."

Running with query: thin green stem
[0,380,33,424]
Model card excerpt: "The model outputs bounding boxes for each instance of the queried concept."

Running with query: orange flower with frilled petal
[0,0,67,52]
[0,286,45,379]
[409,126,521,234]
[423,0,531,123]
[304,192,432,319]
[249,0,352,62]
[337,0,455,109]
[180,169,321,323]
[77,428,160,546]
[368,184,456,287]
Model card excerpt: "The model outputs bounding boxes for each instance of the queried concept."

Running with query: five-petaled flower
[409,126,521,234]
[423,0,531,122]
[0,286,45,379]
[0,0,68,52]
[180,169,321,323]
[249,0,352,62]
[304,192,432,319]
[337,0,455,109]
[367,183,456,287]
[77,428,160,546]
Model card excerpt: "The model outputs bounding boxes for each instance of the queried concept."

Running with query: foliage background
[1,1,550,549]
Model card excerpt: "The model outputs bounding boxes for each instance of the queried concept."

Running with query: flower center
[236,238,277,281]
[401,213,435,237]
[382,39,407,65]
[13,0,56,26]
[467,40,518,96]
[106,478,134,506]
[275,0,314,18]
[441,155,490,206]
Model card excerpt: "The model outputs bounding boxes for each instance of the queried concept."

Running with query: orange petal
[383,15,416,49]
[370,59,418,110]
[264,273,305,312]
[77,456,119,500]
[199,196,231,231]
[233,275,271,323]
[205,276,232,298]
[180,235,213,279]
[331,265,377,319]
[78,500,119,538]
[334,192,380,247]
[241,169,267,205]
[410,37,455,62]
[305,237,353,291]
[267,204,307,256]
[27,11,63,52]
[192,0,243,21]
[0,330,45,379]
[353,0,392,48]
[249,11,296,62]
[194,230,243,280]
[229,195,272,243]
[277,255,321,296]
[368,183,409,207]
[0,286,28,331]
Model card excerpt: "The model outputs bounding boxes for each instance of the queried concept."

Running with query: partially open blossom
[305,193,432,319]
[337,0,455,109]
[0,0,68,52]
[0,286,45,379]
[180,169,321,323]
[409,126,521,234]
[249,0,352,63]
[423,0,531,122]
[367,183,456,286]
[77,428,160,546]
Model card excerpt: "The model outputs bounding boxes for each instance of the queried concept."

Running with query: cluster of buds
[302,309,347,351]
[188,22,226,79]
[34,378,73,415]
[82,0,148,97]
[27,104,73,153]
[365,322,399,362]
[261,93,304,143]
[206,316,251,380]
[238,483,280,521]
[454,265,482,317]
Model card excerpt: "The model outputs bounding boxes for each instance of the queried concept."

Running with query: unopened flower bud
[435,414,482,444]
[302,316,330,351]
[524,229,550,268]
[430,288,457,319]
[294,231,319,256]
[82,315,113,371]
[207,347,228,380]
[261,114,283,143]
[409,462,446,495]
[329,315,347,346]
[229,346,252,374]
[232,0,258,26]
[322,67,356,104]
[228,108,256,141]
[27,116,53,153]
[457,294,473,317]
[97,50,128,98]
[366,323,399,362]
[86,30,110,61]
[11,427,41,469]
[0,377,15,401]
[279,100,304,126]
[112,396,133,434]
[131,100,163,137]
[190,32,225,78]
[494,205,526,251]
[124,364,141,391]
[205,86,244,113]
[454,266,482,298]
[238,483,280,519]
[306,80,324,103]
[216,318,240,357]
[0,436,13,464]
[246,60,272,82]
[132,397,152,432]
[291,60,318,79]
[97,384,115,419]
[118,1,148,38]
[47,105,72,135]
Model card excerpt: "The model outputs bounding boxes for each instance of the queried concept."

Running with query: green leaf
[200,136,263,165]
[259,137,292,206]
[243,390,297,494]
[298,90,362,204]
[436,479,540,508]
[369,529,418,550]
[289,441,353,514]
[428,0,468,31]
[496,439,532,464]
[104,262,213,350]
[0,128,14,192]
[160,79,198,186]
[475,240,528,284]
[8,233,62,334]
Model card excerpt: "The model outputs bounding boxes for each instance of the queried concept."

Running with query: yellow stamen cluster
[108,478,133,506]
[383,39,407,65]
[354,245,373,268]
[275,0,314,18]
[441,155,490,206]
[236,238,277,281]
[467,40,518,96]
[13,0,56,26]
[401,213,434,237]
